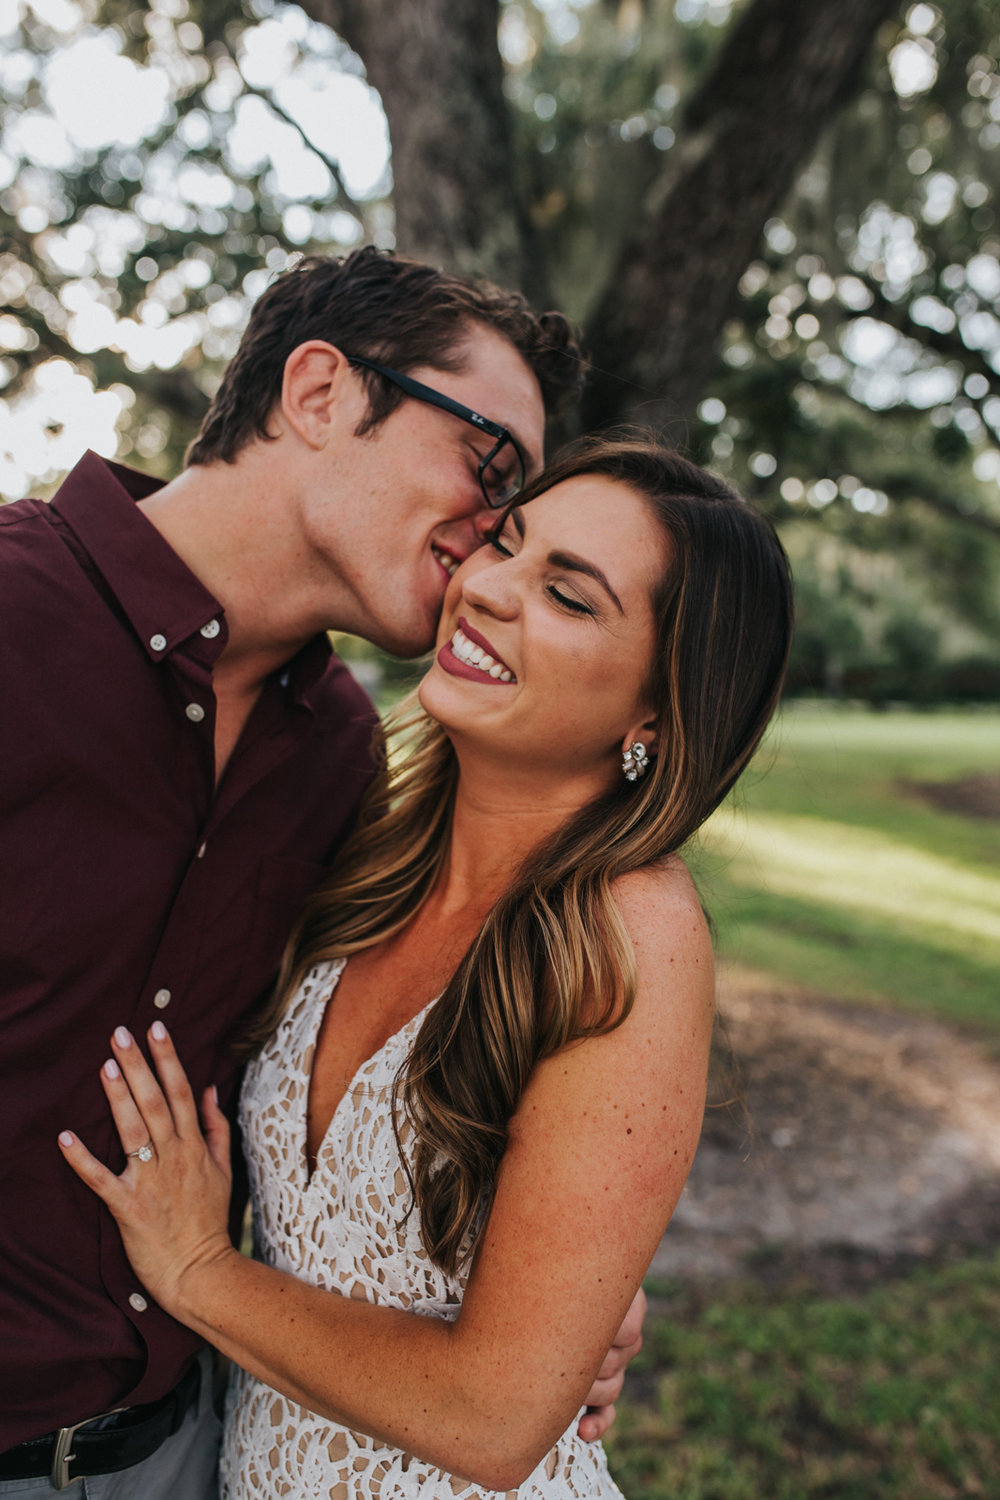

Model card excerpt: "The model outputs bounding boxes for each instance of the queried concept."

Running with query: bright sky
[0,0,390,497]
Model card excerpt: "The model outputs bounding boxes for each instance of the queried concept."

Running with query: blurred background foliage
[1,0,999,700]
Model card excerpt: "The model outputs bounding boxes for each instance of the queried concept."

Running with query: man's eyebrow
[508,506,625,614]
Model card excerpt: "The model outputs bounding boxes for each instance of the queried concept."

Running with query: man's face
[303,324,546,658]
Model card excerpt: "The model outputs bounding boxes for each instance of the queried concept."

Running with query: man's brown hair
[186,247,584,466]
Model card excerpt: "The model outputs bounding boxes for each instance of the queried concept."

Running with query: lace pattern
[219,960,625,1499]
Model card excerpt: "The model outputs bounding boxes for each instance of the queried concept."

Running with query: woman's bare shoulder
[605,859,715,1050]
[612,857,711,958]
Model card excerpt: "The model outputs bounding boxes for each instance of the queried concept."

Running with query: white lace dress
[219,958,626,1500]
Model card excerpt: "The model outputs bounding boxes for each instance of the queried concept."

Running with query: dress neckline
[298,959,436,1191]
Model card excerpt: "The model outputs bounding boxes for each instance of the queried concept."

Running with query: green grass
[605,1253,1000,1499]
[689,704,1000,1032]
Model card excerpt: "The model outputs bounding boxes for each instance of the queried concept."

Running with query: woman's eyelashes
[548,586,594,616]
[488,528,514,558]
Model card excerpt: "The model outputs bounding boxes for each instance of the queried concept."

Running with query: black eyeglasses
[346,354,527,509]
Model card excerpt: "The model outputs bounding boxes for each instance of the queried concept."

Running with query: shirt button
[200,619,221,639]
[150,634,167,652]
[196,842,207,859]
[153,988,171,1009]
[129,1293,148,1313]
[185,703,205,722]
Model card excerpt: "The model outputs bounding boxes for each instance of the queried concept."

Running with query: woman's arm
[60,866,712,1490]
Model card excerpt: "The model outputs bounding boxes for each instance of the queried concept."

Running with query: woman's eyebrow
[548,551,625,614]
[510,506,625,614]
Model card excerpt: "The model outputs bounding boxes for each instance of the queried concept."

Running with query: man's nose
[472,504,499,541]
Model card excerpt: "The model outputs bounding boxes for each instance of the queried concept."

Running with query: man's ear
[279,342,358,450]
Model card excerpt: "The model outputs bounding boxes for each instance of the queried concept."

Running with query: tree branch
[239,81,369,224]
[582,0,900,430]
[840,281,1000,390]
[882,472,1000,541]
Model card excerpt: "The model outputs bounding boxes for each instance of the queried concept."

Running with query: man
[0,248,643,1497]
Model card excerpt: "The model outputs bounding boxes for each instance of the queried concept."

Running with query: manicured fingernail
[114,1026,132,1048]
[58,1131,74,1147]
[151,1021,167,1042]
[104,1059,121,1081]
[211,1084,218,1105]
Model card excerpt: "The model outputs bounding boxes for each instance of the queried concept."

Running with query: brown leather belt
[0,1360,201,1491]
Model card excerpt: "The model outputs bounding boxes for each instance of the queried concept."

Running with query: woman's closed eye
[487,527,516,558]
[548,585,594,616]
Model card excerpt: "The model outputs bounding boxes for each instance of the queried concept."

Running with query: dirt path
[651,966,1000,1292]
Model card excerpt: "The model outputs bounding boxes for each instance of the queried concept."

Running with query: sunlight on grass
[766,704,1000,776]
[685,706,1000,1024]
[702,809,1000,958]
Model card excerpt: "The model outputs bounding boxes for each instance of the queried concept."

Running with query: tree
[2,0,998,694]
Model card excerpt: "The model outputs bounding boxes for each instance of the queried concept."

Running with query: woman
[60,436,792,1498]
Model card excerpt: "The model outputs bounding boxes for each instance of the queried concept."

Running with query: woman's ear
[620,714,658,762]
[279,341,358,450]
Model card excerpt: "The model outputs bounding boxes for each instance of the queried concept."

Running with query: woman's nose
[460,558,519,619]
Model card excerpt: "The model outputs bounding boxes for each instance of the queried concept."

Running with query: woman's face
[419,474,669,794]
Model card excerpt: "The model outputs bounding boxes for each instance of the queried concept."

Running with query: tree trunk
[581,0,900,432]
[298,0,551,307]
[300,0,898,425]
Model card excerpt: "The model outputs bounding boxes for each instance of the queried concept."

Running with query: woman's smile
[438,617,517,684]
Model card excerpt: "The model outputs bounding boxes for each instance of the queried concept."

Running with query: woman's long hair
[257,436,793,1274]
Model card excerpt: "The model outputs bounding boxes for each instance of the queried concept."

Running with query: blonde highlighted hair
[256,436,793,1274]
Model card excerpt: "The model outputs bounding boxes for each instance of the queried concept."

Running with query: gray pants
[0,1352,221,1500]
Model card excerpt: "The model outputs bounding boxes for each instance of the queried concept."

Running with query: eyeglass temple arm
[346,355,509,441]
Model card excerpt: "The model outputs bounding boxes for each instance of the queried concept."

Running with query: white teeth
[450,627,515,682]
[432,545,458,577]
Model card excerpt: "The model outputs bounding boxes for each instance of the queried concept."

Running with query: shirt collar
[49,451,334,699]
[286,631,334,704]
[49,451,224,661]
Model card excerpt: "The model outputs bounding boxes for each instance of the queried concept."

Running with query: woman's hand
[58,1021,236,1318]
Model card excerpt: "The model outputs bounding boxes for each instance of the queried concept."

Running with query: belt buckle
[50,1408,124,1491]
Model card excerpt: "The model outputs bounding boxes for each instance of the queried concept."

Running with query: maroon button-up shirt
[0,452,379,1449]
